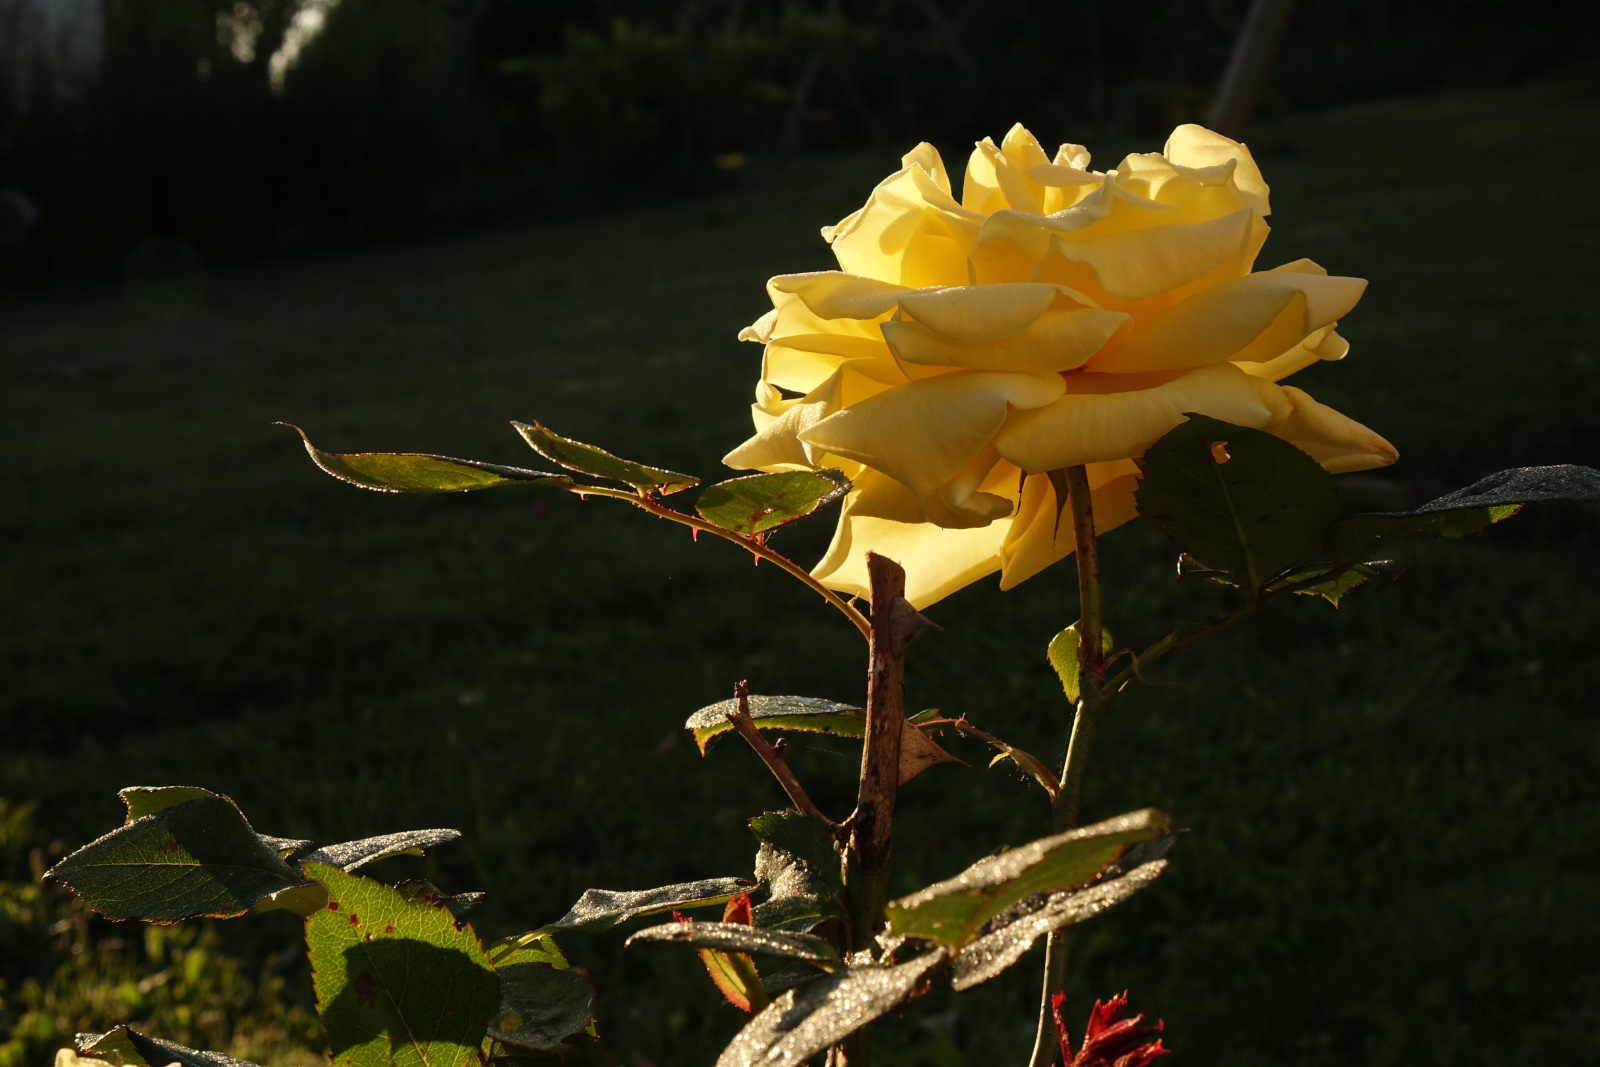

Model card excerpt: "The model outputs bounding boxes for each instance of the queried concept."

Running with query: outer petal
[996,362,1276,472]
[1024,208,1256,301]
[825,163,982,288]
[726,358,906,471]
[802,370,1065,525]
[811,467,1019,608]
[884,306,1129,373]
[1163,124,1270,216]
[1264,386,1399,473]
[997,462,1141,589]
[1236,324,1349,382]
[1087,267,1367,373]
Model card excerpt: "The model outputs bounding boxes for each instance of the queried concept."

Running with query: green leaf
[487,932,570,969]
[694,470,850,537]
[118,786,215,821]
[78,1026,264,1067]
[685,695,865,753]
[545,878,754,932]
[948,853,1170,990]
[488,958,596,1054]
[282,424,573,493]
[46,790,297,921]
[305,829,464,871]
[512,420,698,495]
[394,880,486,920]
[627,921,841,967]
[1045,623,1113,703]
[492,1033,618,1066]
[1136,414,1341,590]
[306,862,500,1067]
[1268,560,1397,606]
[1325,464,1600,562]
[884,809,1170,948]
[747,811,844,934]
[715,951,946,1067]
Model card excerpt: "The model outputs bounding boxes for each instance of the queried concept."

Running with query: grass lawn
[4,79,1600,1067]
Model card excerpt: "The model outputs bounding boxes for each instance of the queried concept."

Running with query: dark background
[4,0,1599,280]
[3,3,1600,1067]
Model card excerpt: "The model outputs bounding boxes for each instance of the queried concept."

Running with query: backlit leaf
[714,952,946,1067]
[282,424,572,493]
[884,809,1169,947]
[1136,414,1340,590]
[1325,464,1600,562]
[47,790,297,922]
[306,863,500,1067]
[78,1026,263,1067]
[304,829,463,871]
[628,921,841,967]
[685,695,865,753]
[1268,560,1397,606]
[512,420,697,495]
[545,878,753,932]
[1045,624,1113,704]
[695,470,850,537]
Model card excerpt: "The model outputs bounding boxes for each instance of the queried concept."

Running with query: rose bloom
[725,124,1397,607]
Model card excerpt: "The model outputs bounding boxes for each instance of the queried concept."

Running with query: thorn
[691,527,699,541]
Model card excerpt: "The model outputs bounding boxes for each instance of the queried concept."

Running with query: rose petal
[802,370,1065,523]
[998,462,1142,589]
[1163,124,1271,216]
[885,305,1129,373]
[995,362,1275,472]
[1088,266,1367,373]
[826,162,982,287]
[1236,324,1349,382]
[1265,386,1399,473]
[726,359,906,471]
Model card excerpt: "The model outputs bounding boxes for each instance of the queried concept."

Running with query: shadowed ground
[3,79,1599,1066]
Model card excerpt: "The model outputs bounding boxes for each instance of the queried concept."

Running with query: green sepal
[512,419,697,495]
[281,423,572,493]
[46,788,298,922]
[884,809,1170,948]
[694,469,850,537]
[1136,414,1341,591]
[1324,464,1600,562]
[305,862,500,1067]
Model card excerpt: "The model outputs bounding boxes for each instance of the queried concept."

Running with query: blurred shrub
[0,799,319,1067]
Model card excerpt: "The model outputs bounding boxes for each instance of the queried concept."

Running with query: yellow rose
[725,124,1397,607]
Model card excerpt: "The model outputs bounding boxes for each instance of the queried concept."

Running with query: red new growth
[722,893,754,925]
[1052,991,1168,1067]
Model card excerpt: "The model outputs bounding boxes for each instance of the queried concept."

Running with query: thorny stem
[725,679,838,830]
[569,484,872,641]
[1031,466,1112,1067]
[920,717,1061,799]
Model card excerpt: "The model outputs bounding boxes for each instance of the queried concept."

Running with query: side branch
[726,680,836,830]
[574,484,872,641]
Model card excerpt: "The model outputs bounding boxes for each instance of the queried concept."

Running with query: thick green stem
[1029,466,1115,1067]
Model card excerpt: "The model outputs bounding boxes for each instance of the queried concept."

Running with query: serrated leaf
[512,420,697,495]
[749,811,839,893]
[628,921,841,966]
[488,960,596,1053]
[1325,465,1600,562]
[715,952,946,1067]
[688,696,961,786]
[46,791,297,922]
[260,835,315,860]
[884,809,1169,947]
[78,1026,263,1067]
[394,880,485,919]
[1269,560,1397,606]
[119,786,215,822]
[545,878,753,932]
[306,862,500,1067]
[282,424,572,493]
[1136,414,1341,590]
[686,695,865,752]
[694,470,850,537]
[487,932,570,969]
[1045,624,1113,703]
[304,828,463,871]
[949,858,1169,990]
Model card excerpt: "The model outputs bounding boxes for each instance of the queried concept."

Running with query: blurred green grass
[3,81,1599,1067]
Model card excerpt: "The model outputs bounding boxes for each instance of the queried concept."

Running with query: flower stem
[1030,466,1114,1067]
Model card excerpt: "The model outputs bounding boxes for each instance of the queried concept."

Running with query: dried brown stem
[726,680,835,828]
